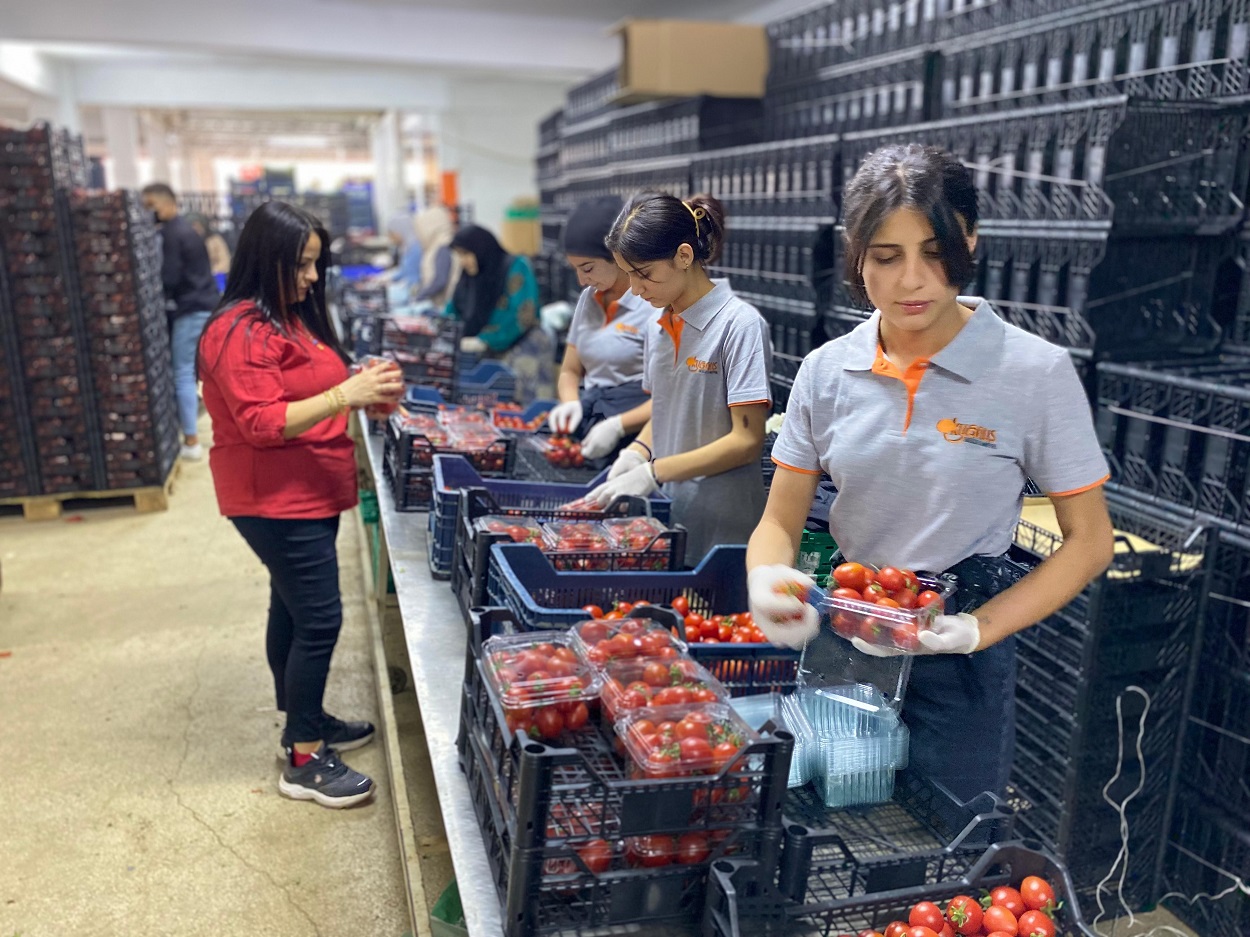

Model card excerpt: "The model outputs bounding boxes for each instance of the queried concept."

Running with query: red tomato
[1017,911,1055,937]
[652,686,691,706]
[685,625,702,643]
[678,736,713,764]
[986,933,1016,937]
[894,589,919,609]
[858,932,886,937]
[576,838,611,874]
[907,928,940,937]
[711,740,739,771]
[939,927,954,937]
[565,702,589,731]
[833,562,872,592]
[534,707,564,739]
[883,924,910,937]
[982,906,1018,936]
[1020,877,1056,912]
[909,903,946,933]
[615,602,634,615]
[988,887,1025,918]
[832,587,863,602]
[626,835,675,868]
[675,714,711,739]
[916,590,944,610]
[863,582,888,602]
[642,662,670,687]
[700,618,720,639]
[579,620,608,642]
[671,595,690,616]
[875,597,902,609]
[718,622,734,642]
[676,832,711,865]
[899,569,921,593]
[876,566,906,592]
[690,687,719,703]
[945,895,982,936]
[684,613,704,632]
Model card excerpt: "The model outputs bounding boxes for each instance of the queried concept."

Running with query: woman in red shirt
[198,201,403,809]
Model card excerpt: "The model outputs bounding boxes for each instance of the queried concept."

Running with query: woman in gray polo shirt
[746,144,1116,802]
[548,196,655,460]
[586,192,773,564]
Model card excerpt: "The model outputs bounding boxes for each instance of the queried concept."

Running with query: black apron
[902,552,1033,804]
[579,381,651,459]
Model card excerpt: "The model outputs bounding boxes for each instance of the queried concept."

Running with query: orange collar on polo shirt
[657,309,685,364]
[593,290,621,324]
[872,344,931,433]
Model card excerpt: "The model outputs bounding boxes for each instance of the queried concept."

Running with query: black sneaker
[278,744,375,809]
[277,714,375,760]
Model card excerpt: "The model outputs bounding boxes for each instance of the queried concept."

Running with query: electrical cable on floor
[1086,686,1250,937]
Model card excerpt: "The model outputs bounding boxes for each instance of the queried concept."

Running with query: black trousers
[231,515,343,743]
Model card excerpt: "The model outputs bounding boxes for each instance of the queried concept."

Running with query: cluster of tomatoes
[391,408,509,473]
[479,517,544,544]
[493,403,549,433]
[618,708,747,779]
[601,657,722,722]
[545,435,586,468]
[545,831,720,876]
[487,641,594,742]
[823,562,945,650]
[575,618,682,666]
[671,595,768,644]
[865,876,1060,937]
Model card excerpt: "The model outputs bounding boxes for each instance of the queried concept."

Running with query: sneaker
[277,714,375,760]
[278,744,374,809]
[180,443,203,461]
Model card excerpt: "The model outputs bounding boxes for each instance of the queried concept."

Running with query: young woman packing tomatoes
[746,144,1115,801]
[585,192,773,564]
[547,195,654,460]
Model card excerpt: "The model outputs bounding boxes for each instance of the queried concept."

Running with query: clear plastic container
[728,692,781,732]
[601,516,671,551]
[542,520,614,570]
[391,408,450,445]
[482,632,603,741]
[818,573,957,651]
[777,693,816,788]
[797,626,912,711]
[615,702,758,777]
[600,656,728,723]
[475,515,544,544]
[812,723,910,808]
[571,617,686,667]
[802,683,901,738]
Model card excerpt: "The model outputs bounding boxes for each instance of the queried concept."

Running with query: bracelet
[648,459,661,486]
[632,440,653,460]
[323,390,341,416]
[333,384,349,413]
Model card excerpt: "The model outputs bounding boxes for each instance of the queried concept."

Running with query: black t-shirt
[159,214,220,317]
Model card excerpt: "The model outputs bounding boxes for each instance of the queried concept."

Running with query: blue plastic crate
[428,454,670,579]
[490,399,557,436]
[457,361,516,407]
[404,385,452,411]
[486,543,800,695]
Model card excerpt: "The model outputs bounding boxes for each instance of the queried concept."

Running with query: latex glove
[748,565,820,649]
[580,415,625,459]
[851,613,981,657]
[607,447,647,480]
[548,400,583,434]
[460,335,488,354]
[587,462,658,507]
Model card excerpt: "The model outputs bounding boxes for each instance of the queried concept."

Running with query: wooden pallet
[0,460,182,521]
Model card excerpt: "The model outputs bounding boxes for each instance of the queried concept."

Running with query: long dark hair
[449,225,512,338]
[842,144,978,306]
[606,191,726,269]
[199,200,346,370]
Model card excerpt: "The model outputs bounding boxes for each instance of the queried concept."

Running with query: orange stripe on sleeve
[771,457,821,476]
[728,399,771,408]
[1048,474,1110,498]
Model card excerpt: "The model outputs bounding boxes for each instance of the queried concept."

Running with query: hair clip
[682,201,706,238]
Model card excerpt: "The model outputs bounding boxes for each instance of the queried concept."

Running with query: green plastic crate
[430,880,468,937]
[796,529,837,584]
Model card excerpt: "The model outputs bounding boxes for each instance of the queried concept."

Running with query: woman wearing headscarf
[413,206,460,306]
[446,225,555,404]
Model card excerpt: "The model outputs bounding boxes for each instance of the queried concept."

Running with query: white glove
[587,462,658,507]
[851,613,981,657]
[748,565,820,649]
[580,415,625,459]
[548,400,583,434]
[460,335,488,354]
[607,447,647,480]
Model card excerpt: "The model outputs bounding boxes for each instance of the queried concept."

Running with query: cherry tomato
[863,582,888,602]
[564,702,589,731]
[642,662,670,687]
[910,903,946,933]
[907,928,940,937]
[575,838,611,874]
[712,740,739,771]
[534,707,564,739]
[671,595,690,617]
[986,932,1016,937]
[615,602,634,615]
[988,887,1025,918]
[916,590,944,611]
[875,596,902,609]
[675,714,711,739]
[684,613,704,632]
[1020,876,1056,912]
[894,589,919,609]
[679,736,713,764]
[652,686,691,706]
[883,923,910,937]
[833,561,872,592]
[700,618,720,639]
[982,906,1018,937]
[685,625,702,643]
[676,832,711,865]
[718,622,734,642]
[1017,911,1055,937]
[876,566,906,592]
[945,895,982,936]
[831,587,863,602]
[858,932,886,937]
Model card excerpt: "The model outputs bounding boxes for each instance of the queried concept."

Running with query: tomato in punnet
[985,932,1016,937]
[916,590,944,610]
[907,928,941,937]
[876,566,906,592]
[534,707,564,739]
[944,895,982,936]
[987,887,1026,918]
[1020,876,1057,912]
[626,835,675,868]
[863,582,888,602]
[883,923,910,937]
[834,562,872,592]
[576,838,612,874]
[676,832,711,865]
[642,662,670,687]
[909,903,946,932]
[564,702,589,731]
[982,905,1019,936]
[938,927,954,937]
[679,736,713,764]
[1017,911,1056,937]
[875,596,902,609]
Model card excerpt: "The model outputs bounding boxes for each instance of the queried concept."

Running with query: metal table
[363,434,504,937]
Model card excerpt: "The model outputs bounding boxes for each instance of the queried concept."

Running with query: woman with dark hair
[446,225,554,403]
[198,200,403,809]
[586,191,773,565]
[548,195,654,459]
[746,144,1115,802]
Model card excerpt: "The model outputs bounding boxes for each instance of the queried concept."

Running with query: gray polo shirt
[772,299,1108,573]
[643,280,773,563]
[566,286,654,389]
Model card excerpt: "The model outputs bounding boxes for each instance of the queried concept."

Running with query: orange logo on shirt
[937,418,998,448]
[615,322,639,334]
[686,356,719,373]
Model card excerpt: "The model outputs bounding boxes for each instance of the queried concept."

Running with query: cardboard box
[500,199,541,257]
[613,19,769,104]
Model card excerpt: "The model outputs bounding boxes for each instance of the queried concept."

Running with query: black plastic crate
[692,135,840,220]
[383,412,513,476]
[1161,793,1250,937]
[703,841,1094,937]
[563,67,618,124]
[608,97,763,163]
[749,298,821,359]
[768,352,804,415]
[512,435,605,485]
[777,769,1016,905]
[537,108,563,150]
[711,220,835,307]
[1203,526,1250,667]
[1095,355,1250,527]
[558,116,611,174]
[1181,667,1250,823]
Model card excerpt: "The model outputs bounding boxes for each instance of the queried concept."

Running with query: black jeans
[231,515,343,744]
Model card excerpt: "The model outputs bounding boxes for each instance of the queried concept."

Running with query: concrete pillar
[370,108,405,235]
[101,106,141,189]
[25,59,80,133]
[145,113,171,186]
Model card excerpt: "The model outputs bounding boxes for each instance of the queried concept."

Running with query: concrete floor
[0,420,411,937]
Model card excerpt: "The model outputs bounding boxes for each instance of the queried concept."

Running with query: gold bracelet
[323,390,341,416]
[333,384,349,412]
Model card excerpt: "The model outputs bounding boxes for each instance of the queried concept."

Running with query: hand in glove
[850,613,981,657]
[748,565,820,649]
[607,447,647,480]
[460,335,488,354]
[547,400,583,434]
[587,462,658,507]
[580,415,624,459]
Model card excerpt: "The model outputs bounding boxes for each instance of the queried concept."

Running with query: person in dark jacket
[142,183,221,460]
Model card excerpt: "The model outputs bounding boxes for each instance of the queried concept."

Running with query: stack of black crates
[0,122,180,505]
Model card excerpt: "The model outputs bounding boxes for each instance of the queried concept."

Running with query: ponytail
[606,191,727,267]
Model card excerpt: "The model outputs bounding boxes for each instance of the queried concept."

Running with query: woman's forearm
[617,399,652,434]
[653,430,760,483]
[283,392,345,439]
[557,364,583,404]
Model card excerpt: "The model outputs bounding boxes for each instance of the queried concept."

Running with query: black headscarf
[450,225,512,338]
[562,195,623,261]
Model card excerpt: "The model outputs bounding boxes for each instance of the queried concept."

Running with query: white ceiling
[331,0,763,15]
